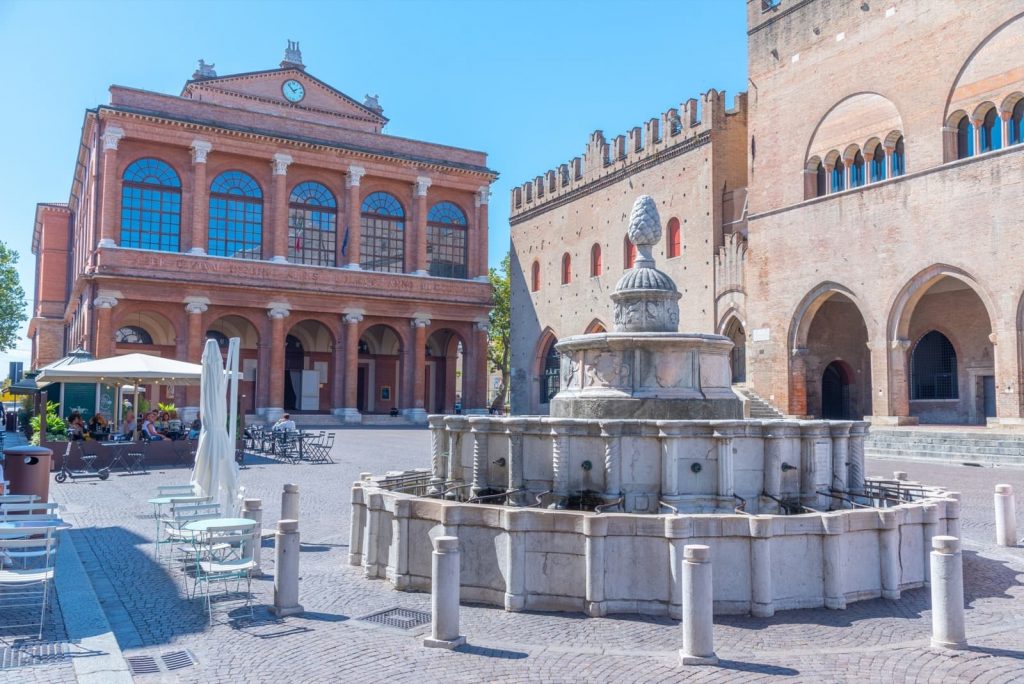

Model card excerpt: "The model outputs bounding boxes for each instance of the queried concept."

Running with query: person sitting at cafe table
[87,412,109,438]
[272,413,296,432]
[67,411,85,440]
[121,411,136,440]
[142,411,170,442]
[188,413,201,440]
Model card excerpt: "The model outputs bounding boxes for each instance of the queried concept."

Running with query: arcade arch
[425,329,466,414]
[282,319,335,412]
[358,324,405,414]
[206,315,260,414]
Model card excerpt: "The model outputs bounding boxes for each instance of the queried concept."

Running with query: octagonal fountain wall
[348,196,959,617]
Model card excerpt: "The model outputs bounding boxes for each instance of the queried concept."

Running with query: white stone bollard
[281,483,299,521]
[242,498,264,575]
[678,544,718,666]
[423,535,465,649]
[994,484,1018,547]
[930,535,966,650]
[270,519,304,617]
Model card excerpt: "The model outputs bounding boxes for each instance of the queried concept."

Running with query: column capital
[891,337,911,351]
[475,185,490,207]
[343,312,364,325]
[790,346,809,358]
[93,294,119,308]
[414,176,432,197]
[268,305,291,319]
[101,126,125,151]
[474,320,490,333]
[271,153,294,176]
[185,301,208,315]
[346,165,366,188]
[411,316,431,328]
[190,139,213,164]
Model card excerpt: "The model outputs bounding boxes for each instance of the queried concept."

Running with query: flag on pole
[341,225,350,256]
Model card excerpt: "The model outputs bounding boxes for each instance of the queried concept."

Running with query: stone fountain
[350,196,959,618]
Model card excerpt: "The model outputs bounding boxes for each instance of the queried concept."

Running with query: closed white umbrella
[191,339,239,516]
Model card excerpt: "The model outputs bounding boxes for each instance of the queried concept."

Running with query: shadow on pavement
[716,659,799,675]
[454,644,529,659]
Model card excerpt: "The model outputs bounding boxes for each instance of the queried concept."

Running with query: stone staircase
[279,413,419,429]
[865,428,1024,466]
[733,385,786,419]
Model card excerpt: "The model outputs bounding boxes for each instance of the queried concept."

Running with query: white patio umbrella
[190,339,240,516]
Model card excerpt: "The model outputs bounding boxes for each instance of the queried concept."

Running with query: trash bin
[3,445,53,503]
[5,411,15,432]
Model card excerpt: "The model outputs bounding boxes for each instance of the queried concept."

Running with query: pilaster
[270,153,293,263]
[188,140,212,254]
[344,166,365,269]
[98,125,125,248]
[412,176,431,275]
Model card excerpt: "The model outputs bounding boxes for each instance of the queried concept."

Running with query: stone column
[930,536,967,650]
[878,509,901,600]
[473,186,490,281]
[829,421,851,501]
[93,294,118,359]
[549,420,571,508]
[98,125,125,248]
[423,535,466,649]
[504,509,527,611]
[715,431,733,499]
[469,417,490,498]
[944,494,962,540]
[363,490,383,578]
[471,320,490,411]
[848,422,868,496]
[412,176,431,275]
[270,519,304,617]
[678,545,718,666]
[242,498,264,575]
[889,337,912,419]
[922,503,939,585]
[762,422,785,508]
[600,421,623,504]
[188,140,212,254]
[994,484,1018,547]
[349,483,366,566]
[866,339,891,418]
[748,516,774,617]
[184,299,208,407]
[822,513,846,609]
[428,415,447,494]
[330,337,345,413]
[799,424,818,509]
[584,516,607,617]
[506,418,526,494]
[340,311,363,421]
[665,515,693,620]
[386,499,411,589]
[789,347,809,416]
[972,118,983,156]
[281,483,299,521]
[344,165,365,268]
[445,416,469,485]
[408,315,430,422]
[266,305,290,422]
[269,153,293,263]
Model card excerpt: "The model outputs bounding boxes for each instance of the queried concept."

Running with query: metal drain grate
[0,642,71,670]
[357,607,431,630]
[126,650,197,675]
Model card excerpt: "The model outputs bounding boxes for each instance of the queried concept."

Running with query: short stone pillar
[678,544,718,666]
[929,536,966,650]
[994,484,1018,547]
[944,493,962,540]
[242,498,264,575]
[423,535,465,649]
[281,483,299,521]
[270,519,304,617]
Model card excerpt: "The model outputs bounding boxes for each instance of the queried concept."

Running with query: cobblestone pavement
[5,428,1024,683]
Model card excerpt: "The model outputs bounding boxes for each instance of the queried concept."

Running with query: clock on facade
[282,79,305,103]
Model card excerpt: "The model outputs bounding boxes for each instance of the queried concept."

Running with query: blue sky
[0,0,747,374]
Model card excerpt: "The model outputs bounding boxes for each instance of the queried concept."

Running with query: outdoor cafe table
[148,494,210,546]
[181,518,256,533]
[0,518,72,539]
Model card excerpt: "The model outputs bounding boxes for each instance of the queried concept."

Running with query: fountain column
[445,416,469,489]
[879,509,902,600]
[506,419,527,496]
[387,498,412,589]
[549,419,573,508]
[714,430,734,500]
[829,421,852,505]
[584,516,608,617]
[600,421,623,505]
[822,513,846,609]
[848,422,868,496]
[665,515,693,620]
[469,417,491,498]
[428,415,447,494]
[762,422,785,511]
[800,423,831,510]
[749,515,774,617]
[504,509,527,611]
[349,483,366,566]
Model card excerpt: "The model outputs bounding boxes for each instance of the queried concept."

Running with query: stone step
[359,414,415,426]
[865,446,1024,466]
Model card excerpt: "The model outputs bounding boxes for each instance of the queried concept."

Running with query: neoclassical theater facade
[512,1,1024,426]
[30,45,496,422]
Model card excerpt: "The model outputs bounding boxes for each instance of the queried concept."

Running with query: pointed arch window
[890,136,905,176]
[667,218,682,258]
[541,339,560,405]
[121,158,181,252]
[980,108,1001,152]
[830,159,845,193]
[360,192,405,273]
[561,253,572,285]
[426,201,467,279]
[531,260,541,292]
[624,236,637,269]
[209,171,263,260]
[590,244,602,277]
[814,160,826,197]
[957,117,974,159]
[869,143,886,182]
[850,151,865,188]
[115,325,153,345]
[288,181,336,266]
[911,331,958,400]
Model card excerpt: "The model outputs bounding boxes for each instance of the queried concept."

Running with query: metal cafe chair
[0,533,57,639]
[191,521,258,623]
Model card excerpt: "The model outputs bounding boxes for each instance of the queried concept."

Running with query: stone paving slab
[25,430,1024,682]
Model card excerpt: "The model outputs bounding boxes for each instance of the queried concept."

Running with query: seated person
[141,411,170,442]
[188,414,201,440]
[87,413,110,439]
[121,411,136,440]
[67,411,85,440]
[389,407,400,417]
[166,410,183,440]
[156,411,170,433]
[272,413,296,432]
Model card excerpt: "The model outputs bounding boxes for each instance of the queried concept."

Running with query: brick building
[511,0,1024,426]
[30,44,496,423]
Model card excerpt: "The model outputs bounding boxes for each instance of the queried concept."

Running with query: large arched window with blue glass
[208,171,263,260]
[849,150,865,188]
[288,181,336,266]
[426,201,468,279]
[956,116,974,159]
[979,107,1001,153]
[360,192,405,273]
[890,136,906,177]
[869,143,886,182]
[120,158,181,251]
[830,158,845,193]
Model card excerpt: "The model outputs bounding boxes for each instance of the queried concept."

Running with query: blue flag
[341,225,349,256]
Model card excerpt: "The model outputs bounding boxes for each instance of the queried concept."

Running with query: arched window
[849,151,865,188]
[869,143,886,182]
[540,339,560,405]
[209,171,263,260]
[911,331,958,400]
[667,217,682,258]
[980,108,1001,152]
[830,159,845,193]
[624,236,637,269]
[814,160,826,197]
[288,181,336,266]
[956,117,974,159]
[531,260,541,292]
[205,330,230,349]
[590,244,602,277]
[890,136,905,177]
[1011,100,1024,146]
[360,192,405,273]
[115,325,153,345]
[426,201,468,279]
[561,253,572,285]
[121,158,181,252]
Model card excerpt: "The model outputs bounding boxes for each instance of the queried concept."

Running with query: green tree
[487,253,511,411]
[0,241,28,353]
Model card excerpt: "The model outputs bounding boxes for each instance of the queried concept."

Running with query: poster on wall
[380,386,391,400]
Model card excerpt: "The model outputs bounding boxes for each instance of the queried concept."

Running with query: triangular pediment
[181,68,387,131]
